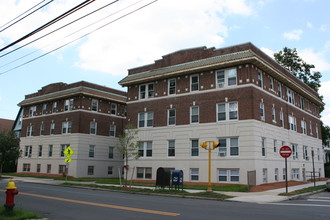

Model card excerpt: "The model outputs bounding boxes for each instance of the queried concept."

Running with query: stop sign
[280,146,292,158]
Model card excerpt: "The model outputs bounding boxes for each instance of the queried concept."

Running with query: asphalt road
[1,181,329,220]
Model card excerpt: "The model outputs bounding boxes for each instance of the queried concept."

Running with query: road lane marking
[0,190,180,216]
[269,202,330,207]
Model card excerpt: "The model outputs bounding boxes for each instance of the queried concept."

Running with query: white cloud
[299,48,330,72]
[282,29,303,40]
[74,0,253,76]
[260,47,274,59]
[306,22,313,29]
[320,81,330,126]
[319,24,328,32]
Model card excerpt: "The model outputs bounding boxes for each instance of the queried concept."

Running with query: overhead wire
[0,0,120,58]
[0,0,95,53]
[0,0,54,33]
[0,0,158,76]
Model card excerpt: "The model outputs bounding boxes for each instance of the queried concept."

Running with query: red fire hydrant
[4,179,19,211]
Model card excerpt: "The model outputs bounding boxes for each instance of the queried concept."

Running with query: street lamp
[200,141,220,192]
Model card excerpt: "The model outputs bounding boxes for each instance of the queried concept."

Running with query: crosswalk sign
[64,146,74,158]
[64,158,72,163]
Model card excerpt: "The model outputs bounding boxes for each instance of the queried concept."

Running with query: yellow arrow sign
[64,158,72,163]
[64,146,74,158]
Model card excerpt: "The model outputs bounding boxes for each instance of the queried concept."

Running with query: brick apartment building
[16,81,126,177]
[119,42,324,185]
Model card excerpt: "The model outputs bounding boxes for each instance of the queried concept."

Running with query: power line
[0,0,95,53]
[0,0,54,33]
[0,0,158,76]
[0,0,120,59]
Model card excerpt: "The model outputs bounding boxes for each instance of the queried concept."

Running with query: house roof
[0,118,14,133]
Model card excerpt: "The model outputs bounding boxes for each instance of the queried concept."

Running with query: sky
[0,0,330,126]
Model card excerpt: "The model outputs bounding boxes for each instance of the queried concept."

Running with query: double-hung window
[191,139,199,157]
[138,141,152,157]
[278,83,282,97]
[291,169,299,180]
[111,103,117,115]
[168,78,176,95]
[288,115,297,131]
[109,124,116,137]
[38,145,42,157]
[218,137,239,157]
[168,109,176,125]
[218,169,239,182]
[139,83,154,99]
[64,99,74,111]
[91,99,98,111]
[62,121,72,134]
[303,146,308,160]
[40,124,45,135]
[190,168,199,181]
[258,71,263,88]
[90,121,97,134]
[301,120,307,134]
[216,68,237,88]
[262,137,266,156]
[29,106,36,117]
[24,146,32,157]
[287,88,295,104]
[108,147,114,159]
[292,144,298,160]
[52,102,57,113]
[137,167,152,179]
[260,103,265,120]
[26,125,34,136]
[272,106,276,122]
[168,140,175,157]
[42,104,47,114]
[89,145,95,158]
[217,102,239,121]
[138,112,153,128]
[50,122,55,135]
[190,75,199,91]
[280,110,284,127]
[269,76,274,90]
[190,106,199,123]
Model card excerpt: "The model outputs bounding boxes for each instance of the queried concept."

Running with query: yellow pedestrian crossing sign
[64,146,74,158]
[64,158,72,163]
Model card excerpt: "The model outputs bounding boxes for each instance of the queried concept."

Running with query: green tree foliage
[274,47,329,145]
[118,124,140,187]
[0,131,20,175]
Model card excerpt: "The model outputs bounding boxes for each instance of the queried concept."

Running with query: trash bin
[156,167,171,189]
[171,170,183,190]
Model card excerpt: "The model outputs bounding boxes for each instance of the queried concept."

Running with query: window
[316,123,319,139]
[168,140,175,157]
[301,120,307,134]
[191,74,199,91]
[139,141,152,157]
[38,145,42,157]
[190,168,199,181]
[89,145,95,158]
[287,88,295,104]
[50,122,55,135]
[269,76,274,90]
[111,103,117,115]
[216,68,237,88]
[23,163,30,172]
[218,137,239,156]
[42,104,47,114]
[262,137,266,156]
[60,144,69,157]
[40,123,45,135]
[191,139,199,157]
[275,168,279,181]
[52,102,57,113]
[280,110,284,127]
[260,103,265,120]
[273,140,277,153]
[218,169,239,182]
[138,112,153,128]
[258,71,263,88]
[292,144,298,160]
[137,167,152,179]
[108,147,114,159]
[272,106,276,122]
[91,99,98,111]
[139,83,154,99]
[278,83,282,97]
[229,102,238,120]
[108,166,113,175]
[88,166,94,175]
[109,125,116,137]
[62,121,72,134]
[263,168,268,183]
[26,125,34,136]
[64,98,74,111]
[300,96,305,109]
[303,146,308,160]
[288,115,297,131]
[29,106,36,117]
[59,165,66,174]
[47,164,51,173]
[90,121,97,134]
[310,121,313,135]
[190,106,199,123]
[168,109,176,125]
[36,164,41,173]
[168,78,176,95]
[291,168,299,180]
[48,145,53,157]
[24,146,32,158]
[217,102,238,121]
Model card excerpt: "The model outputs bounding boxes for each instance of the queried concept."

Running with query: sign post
[279,146,292,193]
[63,146,74,182]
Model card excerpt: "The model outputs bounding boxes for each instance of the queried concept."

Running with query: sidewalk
[2,176,326,204]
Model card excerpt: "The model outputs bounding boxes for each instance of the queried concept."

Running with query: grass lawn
[279,185,326,196]
[0,206,41,220]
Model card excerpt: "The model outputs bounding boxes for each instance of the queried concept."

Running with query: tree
[274,47,328,145]
[0,131,20,176]
[117,124,140,187]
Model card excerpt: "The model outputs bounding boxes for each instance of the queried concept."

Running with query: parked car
[326,180,330,192]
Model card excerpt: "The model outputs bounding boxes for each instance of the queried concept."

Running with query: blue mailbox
[171,170,183,190]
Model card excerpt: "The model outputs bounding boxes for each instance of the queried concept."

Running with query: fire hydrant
[4,179,19,211]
